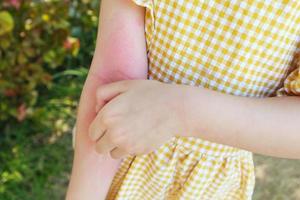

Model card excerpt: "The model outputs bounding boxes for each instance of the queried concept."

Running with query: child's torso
[144,0,300,97]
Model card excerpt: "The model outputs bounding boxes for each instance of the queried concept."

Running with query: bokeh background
[0,0,299,199]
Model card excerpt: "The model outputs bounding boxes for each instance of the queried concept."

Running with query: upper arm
[90,0,148,81]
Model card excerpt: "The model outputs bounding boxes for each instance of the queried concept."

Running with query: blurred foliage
[0,0,100,199]
[1,1,300,200]
[0,0,99,122]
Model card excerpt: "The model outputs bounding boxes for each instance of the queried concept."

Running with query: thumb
[95,80,132,112]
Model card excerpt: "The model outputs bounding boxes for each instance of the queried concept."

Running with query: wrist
[173,84,196,138]
[176,85,210,138]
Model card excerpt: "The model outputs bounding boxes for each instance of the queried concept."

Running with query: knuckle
[101,114,114,126]
[109,136,119,146]
[107,132,118,144]
[101,111,120,126]
[109,132,123,146]
[112,127,126,138]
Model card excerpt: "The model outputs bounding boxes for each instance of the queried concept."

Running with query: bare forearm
[180,85,300,159]
[66,0,147,199]
[66,74,123,200]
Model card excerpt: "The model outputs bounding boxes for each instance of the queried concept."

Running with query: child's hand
[88,80,188,159]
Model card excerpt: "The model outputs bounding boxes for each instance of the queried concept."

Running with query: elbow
[91,50,148,83]
[103,67,147,83]
[90,26,148,82]
[90,59,148,84]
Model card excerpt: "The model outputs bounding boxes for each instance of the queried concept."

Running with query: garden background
[0,0,299,199]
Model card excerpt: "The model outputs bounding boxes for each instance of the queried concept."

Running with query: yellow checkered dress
[105,0,300,199]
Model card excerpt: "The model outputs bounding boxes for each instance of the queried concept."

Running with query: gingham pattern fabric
[276,48,300,96]
[105,0,300,199]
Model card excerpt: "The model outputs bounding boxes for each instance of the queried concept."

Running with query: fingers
[89,114,106,141]
[96,80,132,107]
[95,131,116,154]
[110,147,129,159]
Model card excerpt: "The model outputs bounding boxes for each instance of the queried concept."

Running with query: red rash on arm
[66,0,148,199]
[90,3,148,81]
[94,22,148,81]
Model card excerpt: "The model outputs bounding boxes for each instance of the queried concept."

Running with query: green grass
[253,155,300,200]
[0,132,72,200]
[0,69,84,200]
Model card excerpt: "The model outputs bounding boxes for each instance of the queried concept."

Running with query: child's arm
[180,86,300,159]
[66,0,147,199]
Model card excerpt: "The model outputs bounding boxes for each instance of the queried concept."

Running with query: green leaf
[0,11,14,36]
[52,68,88,79]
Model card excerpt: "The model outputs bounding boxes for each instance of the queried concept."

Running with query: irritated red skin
[66,1,148,199]
[92,16,148,82]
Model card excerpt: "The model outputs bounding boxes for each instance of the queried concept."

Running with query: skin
[65,0,147,199]
[89,79,300,160]
[89,79,184,158]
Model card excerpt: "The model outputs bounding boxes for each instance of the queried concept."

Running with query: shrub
[0,0,99,123]
[0,1,99,198]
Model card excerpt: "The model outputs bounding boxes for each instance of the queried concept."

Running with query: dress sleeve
[131,0,152,7]
[276,51,300,96]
